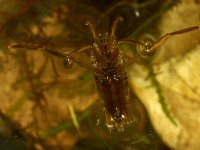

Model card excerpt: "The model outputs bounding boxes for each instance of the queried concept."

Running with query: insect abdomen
[94,71,132,130]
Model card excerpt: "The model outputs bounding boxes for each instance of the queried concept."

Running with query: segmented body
[94,71,131,130]
[90,33,132,130]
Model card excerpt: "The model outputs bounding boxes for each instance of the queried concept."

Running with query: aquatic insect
[9,17,199,131]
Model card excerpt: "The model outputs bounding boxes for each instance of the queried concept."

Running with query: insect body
[91,31,132,130]
[9,17,199,131]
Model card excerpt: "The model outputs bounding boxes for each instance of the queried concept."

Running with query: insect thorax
[93,33,118,57]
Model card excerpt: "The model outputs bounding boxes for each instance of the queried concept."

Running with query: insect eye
[63,55,73,68]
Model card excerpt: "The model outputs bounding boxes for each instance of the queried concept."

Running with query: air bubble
[63,55,73,68]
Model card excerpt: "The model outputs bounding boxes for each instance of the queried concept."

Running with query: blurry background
[0,0,200,150]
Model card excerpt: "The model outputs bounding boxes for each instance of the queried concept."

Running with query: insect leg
[62,45,92,68]
[115,39,146,72]
[118,39,146,46]
[9,44,101,72]
[69,54,101,73]
[69,45,92,55]
[9,44,67,58]
[8,44,44,50]
[66,46,102,73]
[139,26,199,55]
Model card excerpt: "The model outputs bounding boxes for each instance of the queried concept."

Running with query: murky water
[0,0,200,149]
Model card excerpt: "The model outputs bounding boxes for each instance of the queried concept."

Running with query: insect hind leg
[139,26,199,56]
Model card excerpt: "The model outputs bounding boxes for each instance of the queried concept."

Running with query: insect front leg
[66,46,103,74]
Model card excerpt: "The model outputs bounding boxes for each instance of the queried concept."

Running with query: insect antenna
[85,20,96,39]
[111,16,123,35]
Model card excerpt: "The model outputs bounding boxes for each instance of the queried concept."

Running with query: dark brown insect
[9,17,199,131]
